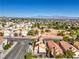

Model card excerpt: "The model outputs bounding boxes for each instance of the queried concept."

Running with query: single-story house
[47,41,63,56]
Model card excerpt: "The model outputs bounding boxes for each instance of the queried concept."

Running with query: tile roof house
[74,41,79,49]
[59,41,79,57]
[47,41,63,56]
[59,41,78,52]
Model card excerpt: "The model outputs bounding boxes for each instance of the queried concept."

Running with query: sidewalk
[3,42,18,59]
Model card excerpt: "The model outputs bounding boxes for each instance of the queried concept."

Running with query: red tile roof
[74,41,79,49]
[48,41,63,55]
[59,41,78,52]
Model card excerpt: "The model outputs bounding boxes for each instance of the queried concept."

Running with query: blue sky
[0,0,79,17]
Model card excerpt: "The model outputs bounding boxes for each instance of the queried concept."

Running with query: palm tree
[46,42,51,57]
[53,47,56,58]
[32,39,36,52]
[46,47,51,57]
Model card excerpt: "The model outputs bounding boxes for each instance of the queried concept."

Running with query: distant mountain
[30,16,79,19]
[0,16,79,20]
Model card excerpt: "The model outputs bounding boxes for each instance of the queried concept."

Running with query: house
[14,29,21,37]
[59,41,78,52]
[16,24,21,28]
[21,29,28,37]
[59,41,79,57]
[0,38,4,59]
[47,41,63,56]
[34,40,46,55]
[0,24,2,28]
[4,29,11,37]
[74,41,79,49]
[0,38,4,51]
[0,37,7,51]
[0,29,4,36]
[0,29,7,50]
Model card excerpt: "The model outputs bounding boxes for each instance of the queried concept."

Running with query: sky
[0,0,79,17]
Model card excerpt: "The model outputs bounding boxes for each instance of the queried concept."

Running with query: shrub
[3,44,11,50]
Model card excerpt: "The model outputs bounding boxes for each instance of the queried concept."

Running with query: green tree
[65,48,75,58]
[34,30,39,35]
[46,46,51,58]
[56,54,64,58]
[41,30,44,34]
[68,38,75,45]
[27,30,34,36]
[45,29,51,32]
[3,43,11,50]
[57,31,64,36]
[27,30,39,36]
[24,52,33,59]
[63,36,69,42]
[14,33,18,37]
[76,34,79,41]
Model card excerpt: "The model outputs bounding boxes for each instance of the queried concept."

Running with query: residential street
[4,39,31,59]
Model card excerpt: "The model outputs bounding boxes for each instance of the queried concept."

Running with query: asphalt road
[4,39,31,59]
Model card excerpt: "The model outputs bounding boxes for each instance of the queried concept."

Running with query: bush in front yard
[3,44,11,50]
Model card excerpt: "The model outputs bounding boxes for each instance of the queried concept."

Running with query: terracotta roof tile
[59,41,78,52]
[48,41,63,55]
[74,41,79,49]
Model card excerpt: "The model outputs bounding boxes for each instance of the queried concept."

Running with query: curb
[3,42,18,58]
